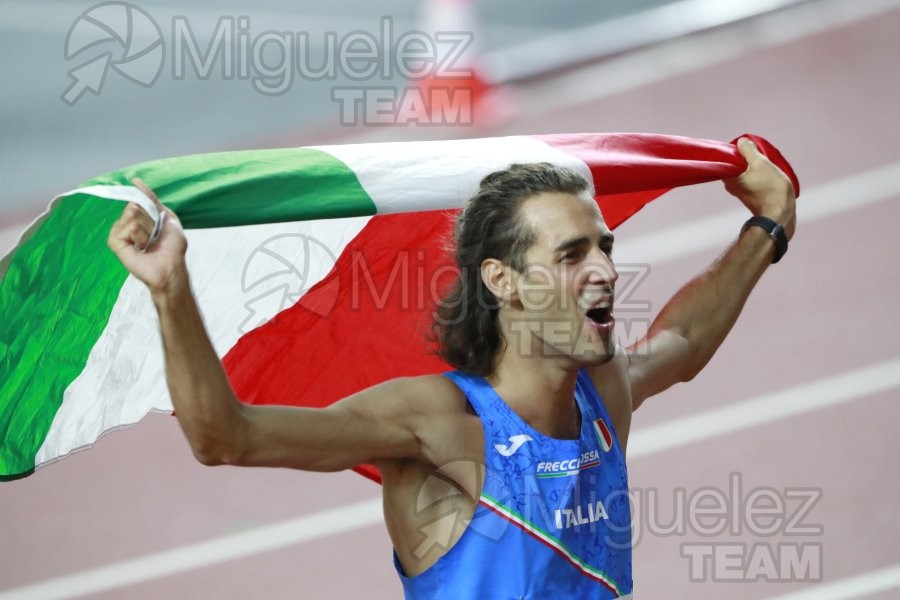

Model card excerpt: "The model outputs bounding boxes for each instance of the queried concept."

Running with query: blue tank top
[394,369,633,599]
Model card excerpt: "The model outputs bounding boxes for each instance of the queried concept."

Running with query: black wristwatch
[741,216,788,264]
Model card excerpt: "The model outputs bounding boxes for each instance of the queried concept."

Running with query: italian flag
[0,133,799,482]
[593,417,614,453]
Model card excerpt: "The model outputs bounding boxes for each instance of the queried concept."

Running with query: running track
[2,1,899,598]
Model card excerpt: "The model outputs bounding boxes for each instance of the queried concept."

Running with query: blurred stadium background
[2,0,899,598]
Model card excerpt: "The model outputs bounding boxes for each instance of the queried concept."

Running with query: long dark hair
[432,162,591,376]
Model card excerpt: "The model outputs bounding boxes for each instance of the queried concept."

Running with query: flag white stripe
[314,136,592,215]
[35,216,371,464]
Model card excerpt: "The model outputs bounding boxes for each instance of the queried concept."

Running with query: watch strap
[742,216,788,264]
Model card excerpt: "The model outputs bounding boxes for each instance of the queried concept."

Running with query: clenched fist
[724,138,797,240]
[107,178,188,297]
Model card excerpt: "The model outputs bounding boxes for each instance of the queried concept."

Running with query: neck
[486,340,582,440]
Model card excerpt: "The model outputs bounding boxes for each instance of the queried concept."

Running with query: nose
[585,247,618,287]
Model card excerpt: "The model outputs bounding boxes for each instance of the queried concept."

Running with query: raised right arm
[107,179,444,472]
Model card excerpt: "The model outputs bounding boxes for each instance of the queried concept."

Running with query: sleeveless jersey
[394,369,633,599]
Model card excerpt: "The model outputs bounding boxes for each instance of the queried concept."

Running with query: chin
[570,337,615,366]
[571,321,615,362]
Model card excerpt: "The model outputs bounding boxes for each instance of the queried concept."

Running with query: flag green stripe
[0,196,127,478]
[0,147,376,478]
[82,147,378,228]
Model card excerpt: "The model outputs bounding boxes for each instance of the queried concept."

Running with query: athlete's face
[508,191,618,365]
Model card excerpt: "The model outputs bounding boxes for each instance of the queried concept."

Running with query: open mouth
[586,305,613,326]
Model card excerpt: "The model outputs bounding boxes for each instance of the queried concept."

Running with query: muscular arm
[109,179,445,472]
[152,270,429,470]
[628,138,797,409]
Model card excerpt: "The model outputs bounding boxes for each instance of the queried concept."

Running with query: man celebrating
[107,137,795,598]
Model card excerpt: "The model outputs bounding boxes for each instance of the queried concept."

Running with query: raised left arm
[628,138,797,409]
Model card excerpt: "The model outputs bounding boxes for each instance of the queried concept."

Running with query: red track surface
[3,5,899,599]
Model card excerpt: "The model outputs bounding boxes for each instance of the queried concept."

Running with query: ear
[481,258,518,304]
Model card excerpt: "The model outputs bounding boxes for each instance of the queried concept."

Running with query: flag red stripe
[536,133,800,229]
[223,210,456,481]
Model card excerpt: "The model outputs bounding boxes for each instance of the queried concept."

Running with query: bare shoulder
[406,374,482,463]
[359,373,481,464]
[354,373,470,419]
[585,343,634,451]
[402,373,471,411]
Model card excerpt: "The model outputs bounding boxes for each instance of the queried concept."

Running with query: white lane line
[487,0,806,82]
[0,497,384,600]
[628,357,900,458]
[614,159,900,266]
[517,0,900,116]
[3,358,899,599]
[766,563,900,600]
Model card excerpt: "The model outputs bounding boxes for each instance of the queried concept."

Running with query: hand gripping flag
[0,133,800,482]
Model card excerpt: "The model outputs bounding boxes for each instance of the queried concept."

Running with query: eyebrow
[553,233,615,253]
